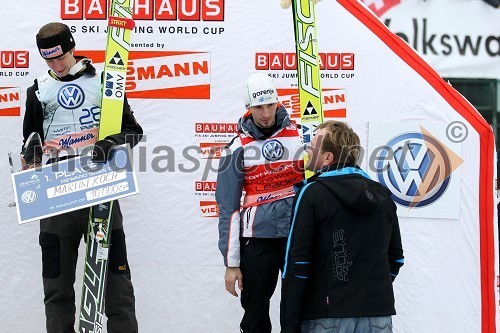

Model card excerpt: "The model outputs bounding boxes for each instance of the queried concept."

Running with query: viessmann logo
[0,87,21,116]
[61,0,224,21]
[199,142,226,159]
[75,50,210,99]
[200,200,219,218]
[195,182,218,218]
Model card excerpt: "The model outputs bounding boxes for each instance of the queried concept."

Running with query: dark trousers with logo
[39,201,138,333]
[239,237,288,333]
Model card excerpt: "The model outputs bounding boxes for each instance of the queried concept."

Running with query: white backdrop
[0,0,499,332]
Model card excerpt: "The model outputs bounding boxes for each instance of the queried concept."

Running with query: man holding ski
[216,72,304,332]
[23,22,142,333]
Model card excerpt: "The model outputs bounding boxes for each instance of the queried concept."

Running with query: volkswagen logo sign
[375,132,451,208]
[58,84,85,109]
[262,140,285,161]
[21,190,37,204]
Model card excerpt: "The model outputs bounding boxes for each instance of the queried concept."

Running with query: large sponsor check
[11,146,138,224]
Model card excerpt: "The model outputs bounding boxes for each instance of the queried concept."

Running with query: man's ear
[324,151,335,166]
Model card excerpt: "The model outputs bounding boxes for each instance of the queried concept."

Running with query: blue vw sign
[58,84,85,109]
[375,132,451,208]
[262,139,285,161]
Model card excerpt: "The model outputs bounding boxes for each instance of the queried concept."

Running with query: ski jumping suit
[216,105,304,332]
[23,57,143,333]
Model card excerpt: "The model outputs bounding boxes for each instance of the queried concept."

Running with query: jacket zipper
[245,207,252,229]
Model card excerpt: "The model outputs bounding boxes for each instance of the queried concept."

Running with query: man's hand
[224,267,243,297]
[21,132,43,169]
[92,139,116,163]
[20,157,38,170]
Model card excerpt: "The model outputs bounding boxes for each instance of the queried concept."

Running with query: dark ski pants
[39,201,138,333]
[239,237,288,333]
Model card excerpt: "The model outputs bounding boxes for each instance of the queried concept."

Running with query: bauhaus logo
[195,123,238,134]
[61,0,224,21]
[195,122,235,160]
[255,52,354,71]
[195,182,217,217]
[0,51,29,69]
[75,50,210,99]
[195,181,217,192]
[374,128,463,208]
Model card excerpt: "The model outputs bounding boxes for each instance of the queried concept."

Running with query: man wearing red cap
[23,22,142,333]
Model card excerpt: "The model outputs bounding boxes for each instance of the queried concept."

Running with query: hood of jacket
[308,164,393,215]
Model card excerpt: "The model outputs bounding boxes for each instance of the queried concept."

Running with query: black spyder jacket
[280,164,404,333]
[23,56,143,152]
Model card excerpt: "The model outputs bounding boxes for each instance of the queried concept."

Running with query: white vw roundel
[58,84,85,109]
[21,190,37,204]
[262,139,284,161]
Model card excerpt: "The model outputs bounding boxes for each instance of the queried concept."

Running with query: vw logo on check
[58,84,85,109]
[375,132,452,208]
[21,190,37,204]
[262,140,285,161]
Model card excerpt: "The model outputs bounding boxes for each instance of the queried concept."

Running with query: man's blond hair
[316,121,361,165]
